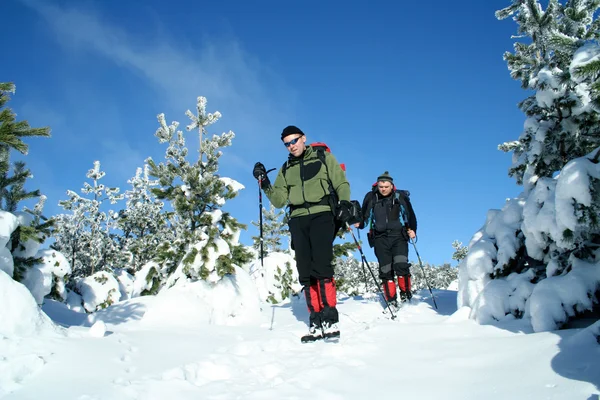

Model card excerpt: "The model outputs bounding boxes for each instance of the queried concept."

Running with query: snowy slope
[2,289,598,400]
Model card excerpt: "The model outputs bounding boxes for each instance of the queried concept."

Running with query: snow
[0,269,59,338]
[0,211,19,276]
[220,176,245,193]
[89,320,107,338]
[2,286,598,399]
[534,67,566,108]
[570,43,600,84]
[527,256,600,332]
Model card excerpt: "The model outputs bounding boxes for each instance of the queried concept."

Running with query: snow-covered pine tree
[251,203,289,257]
[52,161,123,277]
[335,256,377,296]
[116,164,171,273]
[147,96,252,284]
[451,240,468,263]
[0,82,52,280]
[496,0,600,189]
[458,2,600,332]
[411,262,458,292]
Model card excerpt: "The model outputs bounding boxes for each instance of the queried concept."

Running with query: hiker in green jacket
[253,125,353,342]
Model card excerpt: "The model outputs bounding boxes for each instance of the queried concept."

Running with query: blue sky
[4,0,526,267]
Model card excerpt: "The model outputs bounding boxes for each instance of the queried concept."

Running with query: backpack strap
[315,148,339,209]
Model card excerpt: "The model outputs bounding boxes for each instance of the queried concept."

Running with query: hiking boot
[389,299,399,309]
[301,323,324,343]
[400,290,412,303]
[322,321,340,339]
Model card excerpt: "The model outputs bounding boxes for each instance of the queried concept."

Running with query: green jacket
[265,146,350,218]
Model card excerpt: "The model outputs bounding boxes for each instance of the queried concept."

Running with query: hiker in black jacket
[355,171,417,307]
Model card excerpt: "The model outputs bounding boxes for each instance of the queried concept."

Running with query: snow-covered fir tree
[335,255,378,296]
[496,0,600,188]
[0,82,52,281]
[451,240,468,263]
[147,96,252,285]
[52,161,123,277]
[411,262,458,292]
[458,1,600,332]
[116,164,172,273]
[251,203,289,257]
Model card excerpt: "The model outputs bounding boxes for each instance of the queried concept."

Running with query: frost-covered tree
[147,96,252,284]
[451,240,468,263]
[0,82,52,281]
[411,262,458,292]
[335,256,377,296]
[496,0,600,189]
[251,203,289,257]
[52,161,123,277]
[458,1,600,332]
[116,165,171,272]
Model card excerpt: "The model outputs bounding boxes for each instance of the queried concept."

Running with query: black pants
[288,212,335,286]
[373,233,410,280]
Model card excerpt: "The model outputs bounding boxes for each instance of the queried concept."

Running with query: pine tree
[0,82,52,280]
[451,240,468,263]
[251,203,289,257]
[496,0,600,189]
[52,161,123,277]
[116,165,171,273]
[147,96,251,283]
[457,2,600,330]
[335,256,376,296]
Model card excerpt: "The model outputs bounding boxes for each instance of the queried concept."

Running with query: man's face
[283,134,306,157]
[377,181,393,196]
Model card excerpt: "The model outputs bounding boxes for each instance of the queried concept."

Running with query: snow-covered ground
[1,287,598,400]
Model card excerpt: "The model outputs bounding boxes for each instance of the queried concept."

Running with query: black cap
[281,125,304,140]
[377,171,393,183]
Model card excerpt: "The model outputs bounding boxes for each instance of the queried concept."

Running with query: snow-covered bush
[21,249,71,304]
[114,268,135,300]
[141,265,261,328]
[459,150,600,331]
[249,251,300,303]
[132,261,163,297]
[74,271,121,313]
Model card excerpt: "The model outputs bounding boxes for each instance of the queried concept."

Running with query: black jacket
[358,189,417,237]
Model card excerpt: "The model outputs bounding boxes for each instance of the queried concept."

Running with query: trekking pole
[410,238,438,309]
[356,229,369,293]
[399,205,438,310]
[258,168,276,267]
[345,223,396,320]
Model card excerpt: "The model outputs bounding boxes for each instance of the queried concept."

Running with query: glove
[253,162,266,180]
[253,162,271,189]
[335,200,354,224]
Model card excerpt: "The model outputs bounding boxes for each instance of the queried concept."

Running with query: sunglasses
[283,137,301,147]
